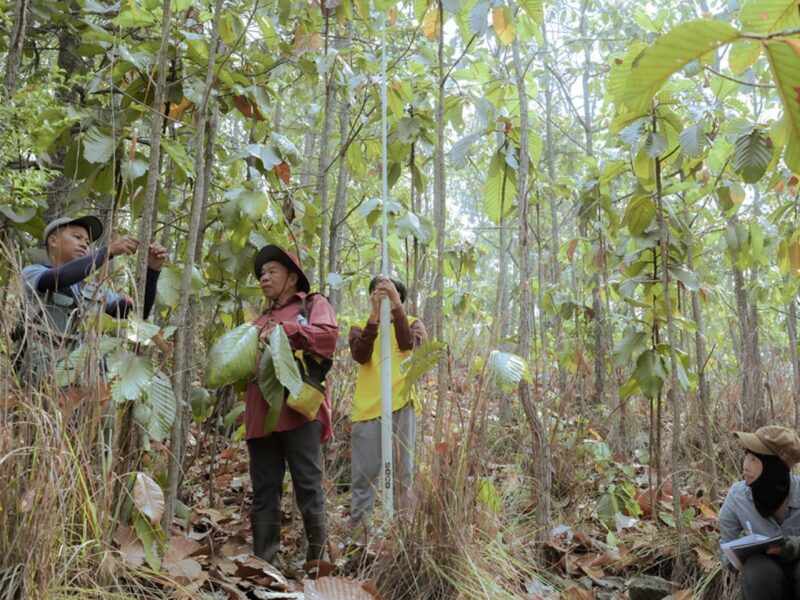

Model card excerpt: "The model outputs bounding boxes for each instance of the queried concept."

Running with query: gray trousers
[350,404,416,525]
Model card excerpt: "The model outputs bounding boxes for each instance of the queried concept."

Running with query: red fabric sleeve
[281,294,338,358]
[349,322,379,364]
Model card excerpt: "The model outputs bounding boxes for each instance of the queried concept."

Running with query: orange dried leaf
[232,95,264,121]
[275,161,291,185]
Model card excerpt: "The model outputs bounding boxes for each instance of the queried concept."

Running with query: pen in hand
[745,521,753,535]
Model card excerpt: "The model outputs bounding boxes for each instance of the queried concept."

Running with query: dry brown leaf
[666,591,693,600]
[113,525,145,567]
[304,576,378,600]
[693,545,718,572]
[235,556,290,589]
[134,472,165,525]
[563,587,593,600]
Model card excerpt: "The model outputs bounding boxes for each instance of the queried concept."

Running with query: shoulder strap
[300,292,319,321]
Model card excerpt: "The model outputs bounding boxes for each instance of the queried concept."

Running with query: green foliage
[257,346,284,435]
[487,350,531,391]
[269,326,303,400]
[205,323,259,388]
[733,128,774,183]
[623,20,740,112]
[399,341,447,399]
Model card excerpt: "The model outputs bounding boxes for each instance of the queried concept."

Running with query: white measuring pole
[379,8,394,520]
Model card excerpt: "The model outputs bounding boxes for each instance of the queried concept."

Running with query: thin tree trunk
[789,298,800,428]
[541,20,567,397]
[433,0,448,441]
[162,0,223,533]
[135,0,172,315]
[3,0,29,97]
[326,25,353,310]
[513,35,550,551]
[316,14,337,284]
[654,149,686,573]
[687,233,716,497]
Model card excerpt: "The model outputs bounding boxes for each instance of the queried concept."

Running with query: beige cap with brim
[734,426,800,467]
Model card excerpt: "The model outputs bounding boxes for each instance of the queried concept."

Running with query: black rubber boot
[251,510,281,564]
[302,512,328,562]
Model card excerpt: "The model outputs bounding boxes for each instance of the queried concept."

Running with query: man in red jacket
[245,244,338,566]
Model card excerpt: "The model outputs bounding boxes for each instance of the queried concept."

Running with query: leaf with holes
[733,129,773,183]
[134,472,165,526]
[623,20,740,112]
[205,323,259,387]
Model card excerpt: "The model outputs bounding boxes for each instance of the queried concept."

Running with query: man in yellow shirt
[348,276,426,525]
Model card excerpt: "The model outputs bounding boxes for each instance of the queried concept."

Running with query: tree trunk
[316,14,338,285]
[790,298,800,429]
[433,0,448,441]
[3,0,29,97]
[162,0,223,533]
[654,151,686,573]
[513,36,550,550]
[687,231,717,498]
[326,25,353,310]
[135,0,172,315]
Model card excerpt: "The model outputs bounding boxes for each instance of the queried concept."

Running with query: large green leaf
[634,349,666,399]
[83,126,117,164]
[110,352,155,403]
[258,346,284,435]
[449,131,484,167]
[205,323,259,387]
[394,213,434,244]
[740,0,800,33]
[728,39,762,75]
[483,151,516,223]
[399,341,447,399]
[469,0,490,35]
[623,195,656,236]
[156,264,205,308]
[613,331,649,367]
[623,20,740,113]
[518,0,543,24]
[487,350,530,391]
[679,124,707,158]
[763,40,800,172]
[733,128,774,183]
[269,326,303,400]
[145,373,177,441]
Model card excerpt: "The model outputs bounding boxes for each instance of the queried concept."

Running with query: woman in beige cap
[719,426,800,598]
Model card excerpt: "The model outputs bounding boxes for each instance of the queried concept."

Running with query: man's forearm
[36,246,110,292]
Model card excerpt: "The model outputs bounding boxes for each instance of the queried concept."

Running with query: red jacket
[245,292,338,441]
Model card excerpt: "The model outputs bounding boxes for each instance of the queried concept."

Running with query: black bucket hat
[253,244,310,293]
[42,215,104,244]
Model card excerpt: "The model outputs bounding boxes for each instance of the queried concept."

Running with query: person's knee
[741,553,785,598]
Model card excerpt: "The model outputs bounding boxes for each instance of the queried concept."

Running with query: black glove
[777,536,800,563]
